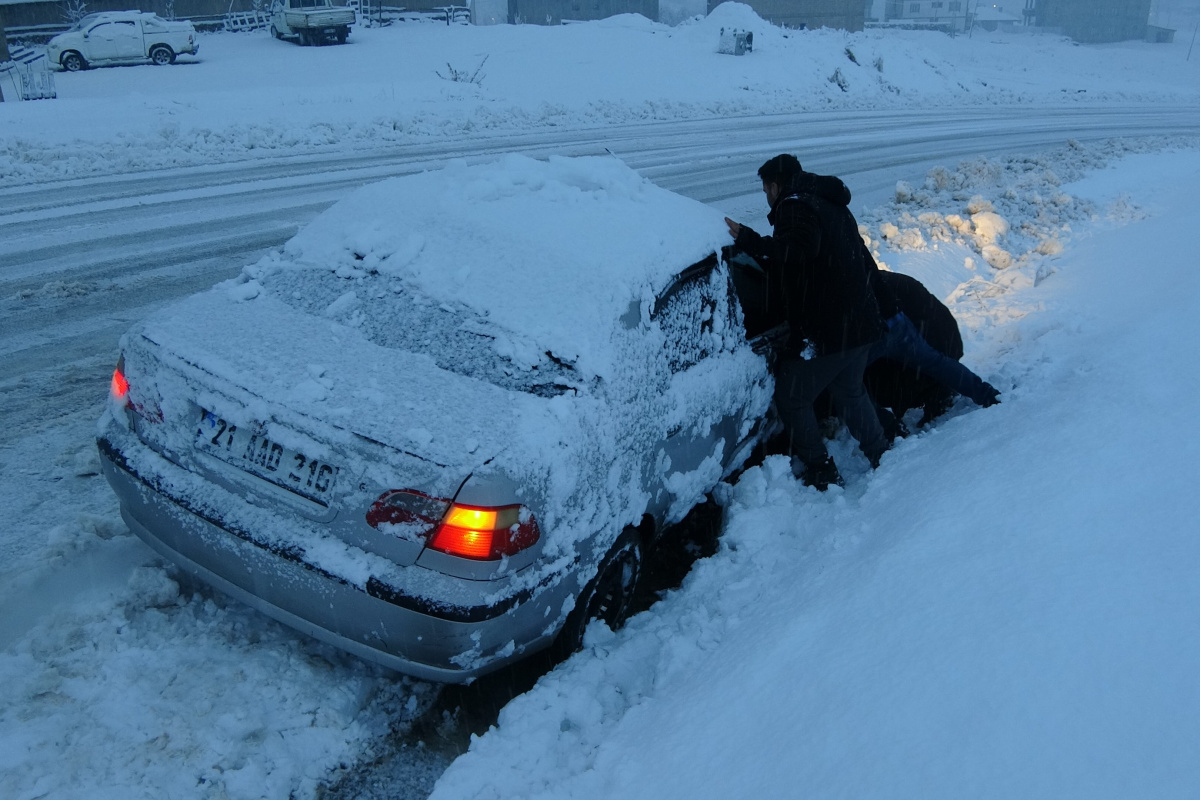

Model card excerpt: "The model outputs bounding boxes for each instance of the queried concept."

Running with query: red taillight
[110,355,162,422]
[365,491,540,561]
[428,503,540,561]
[366,489,448,535]
[111,359,130,405]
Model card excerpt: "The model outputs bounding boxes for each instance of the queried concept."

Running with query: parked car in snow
[269,0,355,45]
[47,12,198,71]
[97,155,775,682]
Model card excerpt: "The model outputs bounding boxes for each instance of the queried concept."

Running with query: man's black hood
[768,171,852,224]
[792,171,852,206]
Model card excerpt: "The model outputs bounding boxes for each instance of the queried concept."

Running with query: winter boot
[876,406,909,442]
[918,389,956,427]
[796,455,843,491]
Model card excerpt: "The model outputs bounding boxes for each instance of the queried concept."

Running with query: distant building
[972,3,1022,32]
[1029,0,1152,42]
[709,0,866,31]
[493,0,659,24]
[880,0,971,32]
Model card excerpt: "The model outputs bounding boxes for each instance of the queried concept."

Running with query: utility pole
[0,15,10,102]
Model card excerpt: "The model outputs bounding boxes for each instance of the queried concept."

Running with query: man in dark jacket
[725,154,888,490]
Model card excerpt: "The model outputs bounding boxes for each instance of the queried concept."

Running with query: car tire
[149,45,175,66]
[270,25,283,39]
[336,27,348,44]
[61,51,87,72]
[298,30,310,46]
[554,528,643,657]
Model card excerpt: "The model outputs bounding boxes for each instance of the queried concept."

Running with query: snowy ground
[3,5,1200,799]
[2,2,1198,185]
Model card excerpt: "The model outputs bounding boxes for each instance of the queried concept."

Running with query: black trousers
[774,343,888,467]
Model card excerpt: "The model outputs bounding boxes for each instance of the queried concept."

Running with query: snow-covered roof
[280,154,731,379]
[973,5,1023,22]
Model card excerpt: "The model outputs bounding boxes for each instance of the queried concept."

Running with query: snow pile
[858,137,1197,343]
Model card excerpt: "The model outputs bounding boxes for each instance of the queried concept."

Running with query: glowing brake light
[111,358,130,405]
[109,355,162,422]
[429,503,540,561]
[365,491,540,561]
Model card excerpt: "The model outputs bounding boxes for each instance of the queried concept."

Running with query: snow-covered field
[2,4,1200,799]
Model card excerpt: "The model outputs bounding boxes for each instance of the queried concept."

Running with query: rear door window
[653,255,735,373]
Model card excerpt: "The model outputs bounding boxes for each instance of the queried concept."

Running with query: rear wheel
[554,529,643,657]
[149,45,175,65]
[61,51,86,72]
[298,30,311,46]
[336,27,348,43]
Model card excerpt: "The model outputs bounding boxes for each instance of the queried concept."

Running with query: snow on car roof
[279,154,730,379]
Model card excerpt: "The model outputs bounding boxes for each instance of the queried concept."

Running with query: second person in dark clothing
[725,154,888,490]
[868,268,1001,422]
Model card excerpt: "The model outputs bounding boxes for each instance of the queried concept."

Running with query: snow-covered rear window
[259,268,583,397]
[277,155,731,382]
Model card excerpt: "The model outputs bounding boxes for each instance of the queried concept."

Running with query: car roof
[279,154,729,380]
[76,11,158,23]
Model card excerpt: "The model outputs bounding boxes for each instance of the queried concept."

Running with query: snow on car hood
[278,153,731,381]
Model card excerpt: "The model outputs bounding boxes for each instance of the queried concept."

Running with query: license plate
[196,410,339,505]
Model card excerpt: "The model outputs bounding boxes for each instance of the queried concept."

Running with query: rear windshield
[261,270,583,398]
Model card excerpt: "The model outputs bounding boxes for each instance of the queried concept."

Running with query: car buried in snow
[47,12,198,71]
[97,155,776,682]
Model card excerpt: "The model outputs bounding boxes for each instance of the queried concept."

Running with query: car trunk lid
[120,284,529,567]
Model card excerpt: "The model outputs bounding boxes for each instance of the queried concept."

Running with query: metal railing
[0,45,56,101]
[223,9,273,31]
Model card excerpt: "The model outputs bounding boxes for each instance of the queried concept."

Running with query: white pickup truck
[47,12,198,71]
[269,0,355,45]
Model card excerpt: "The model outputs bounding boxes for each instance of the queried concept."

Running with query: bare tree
[61,0,89,24]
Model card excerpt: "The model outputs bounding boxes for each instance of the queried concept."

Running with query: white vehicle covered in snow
[97,155,778,682]
[47,12,198,71]
[269,0,355,45]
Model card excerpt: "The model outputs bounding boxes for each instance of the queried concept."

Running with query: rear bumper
[98,428,566,683]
